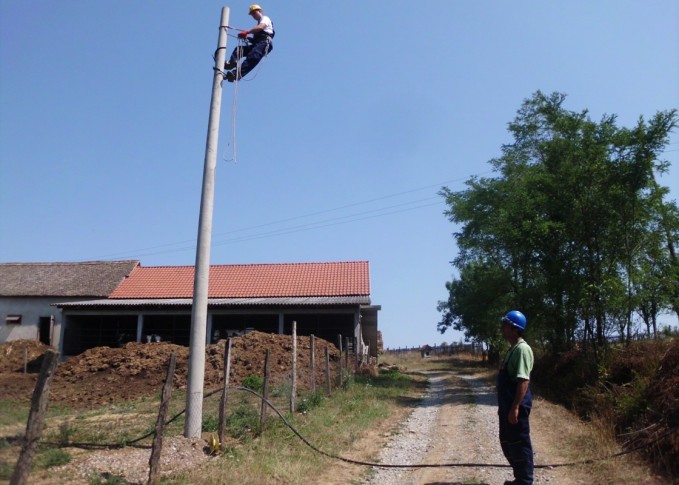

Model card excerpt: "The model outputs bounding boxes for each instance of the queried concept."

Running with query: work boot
[224,59,237,70]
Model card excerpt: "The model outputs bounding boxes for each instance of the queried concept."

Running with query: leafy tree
[438,91,677,355]
[437,262,512,361]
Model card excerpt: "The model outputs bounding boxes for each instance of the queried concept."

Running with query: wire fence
[383,342,484,357]
[5,329,361,484]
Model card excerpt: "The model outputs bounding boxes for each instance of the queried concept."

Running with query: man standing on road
[497,310,534,485]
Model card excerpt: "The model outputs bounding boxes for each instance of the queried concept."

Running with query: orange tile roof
[109,261,370,299]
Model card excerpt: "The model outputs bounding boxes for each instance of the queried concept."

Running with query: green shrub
[57,422,77,445]
[202,413,220,433]
[0,460,12,481]
[531,347,598,407]
[88,472,130,485]
[226,404,260,439]
[297,389,324,413]
[270,379,292,398]
[241,375,263,392]
[33,447,71,469]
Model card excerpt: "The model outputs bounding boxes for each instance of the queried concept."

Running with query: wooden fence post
[218,338,232,446]
[11,350,59,485]
[325,346,331,395]
[260,349,270,428]
[354,336,359,368]
[148,352,176,485]
[310,334,315,393]
[337,334,343,387]
[290,321,297,413]
[344,337,350,377]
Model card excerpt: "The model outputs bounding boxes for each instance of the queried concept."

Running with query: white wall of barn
[0,296,73,348]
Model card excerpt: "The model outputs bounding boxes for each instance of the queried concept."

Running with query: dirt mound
[0,339,52,373]
[0,332,341,408]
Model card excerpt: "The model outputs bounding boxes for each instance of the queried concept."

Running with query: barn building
[0,261,380,358]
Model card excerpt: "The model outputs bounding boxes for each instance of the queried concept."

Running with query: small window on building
[6,315,22,325]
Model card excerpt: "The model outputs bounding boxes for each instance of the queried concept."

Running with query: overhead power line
[89,174,481,261]
[96,198,444,260]
[88,143,678,263]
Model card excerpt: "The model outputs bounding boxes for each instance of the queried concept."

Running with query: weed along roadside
[1,338,676,484]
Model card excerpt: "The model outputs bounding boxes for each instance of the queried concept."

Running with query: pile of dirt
[0,339,52,373]
[0,332,341,408]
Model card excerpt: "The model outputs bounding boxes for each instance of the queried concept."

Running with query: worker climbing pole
[186,6,230,439]
[220,4,275,162]
[223,4,275,83]
[187,5,277,435]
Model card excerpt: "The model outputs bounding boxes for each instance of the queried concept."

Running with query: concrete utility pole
[184,6,230,439]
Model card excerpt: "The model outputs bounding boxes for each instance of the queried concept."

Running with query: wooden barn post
[310,334,315,392]
[337,334,343,386]
[344,336,350,377]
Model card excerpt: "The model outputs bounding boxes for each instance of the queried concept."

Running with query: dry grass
[148,370,425,484]
[532,397,666,484]
[382,351,497,390]
[380,349,486,372]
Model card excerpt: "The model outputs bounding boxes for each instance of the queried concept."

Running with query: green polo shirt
[503,339,534,381]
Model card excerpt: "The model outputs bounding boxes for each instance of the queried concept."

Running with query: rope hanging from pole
[222,39,246,163]
[217,24,273,163]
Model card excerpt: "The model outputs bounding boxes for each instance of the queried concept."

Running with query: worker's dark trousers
[229,39,272,78]
[498,406,534,484]
[497,366,534,484]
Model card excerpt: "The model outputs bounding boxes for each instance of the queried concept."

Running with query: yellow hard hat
[249,4,262,14]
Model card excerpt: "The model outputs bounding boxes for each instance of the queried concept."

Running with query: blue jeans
[229,39,273,78]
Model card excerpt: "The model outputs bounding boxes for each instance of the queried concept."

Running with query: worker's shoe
[224,59,237,70]
[224,70,236,82]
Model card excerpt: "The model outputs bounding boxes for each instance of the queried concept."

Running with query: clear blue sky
[1,1,678,349]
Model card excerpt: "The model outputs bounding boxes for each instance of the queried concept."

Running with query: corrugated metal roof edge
[130,260,369,270]
[54,296,370,308]
[107,292,370,300]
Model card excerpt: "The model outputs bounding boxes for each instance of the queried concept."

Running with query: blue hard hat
[501,310,527,331]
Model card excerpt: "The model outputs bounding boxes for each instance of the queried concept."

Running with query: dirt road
[358,368,663,485]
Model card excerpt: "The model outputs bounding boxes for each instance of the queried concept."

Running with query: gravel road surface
[363,370,557,485]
